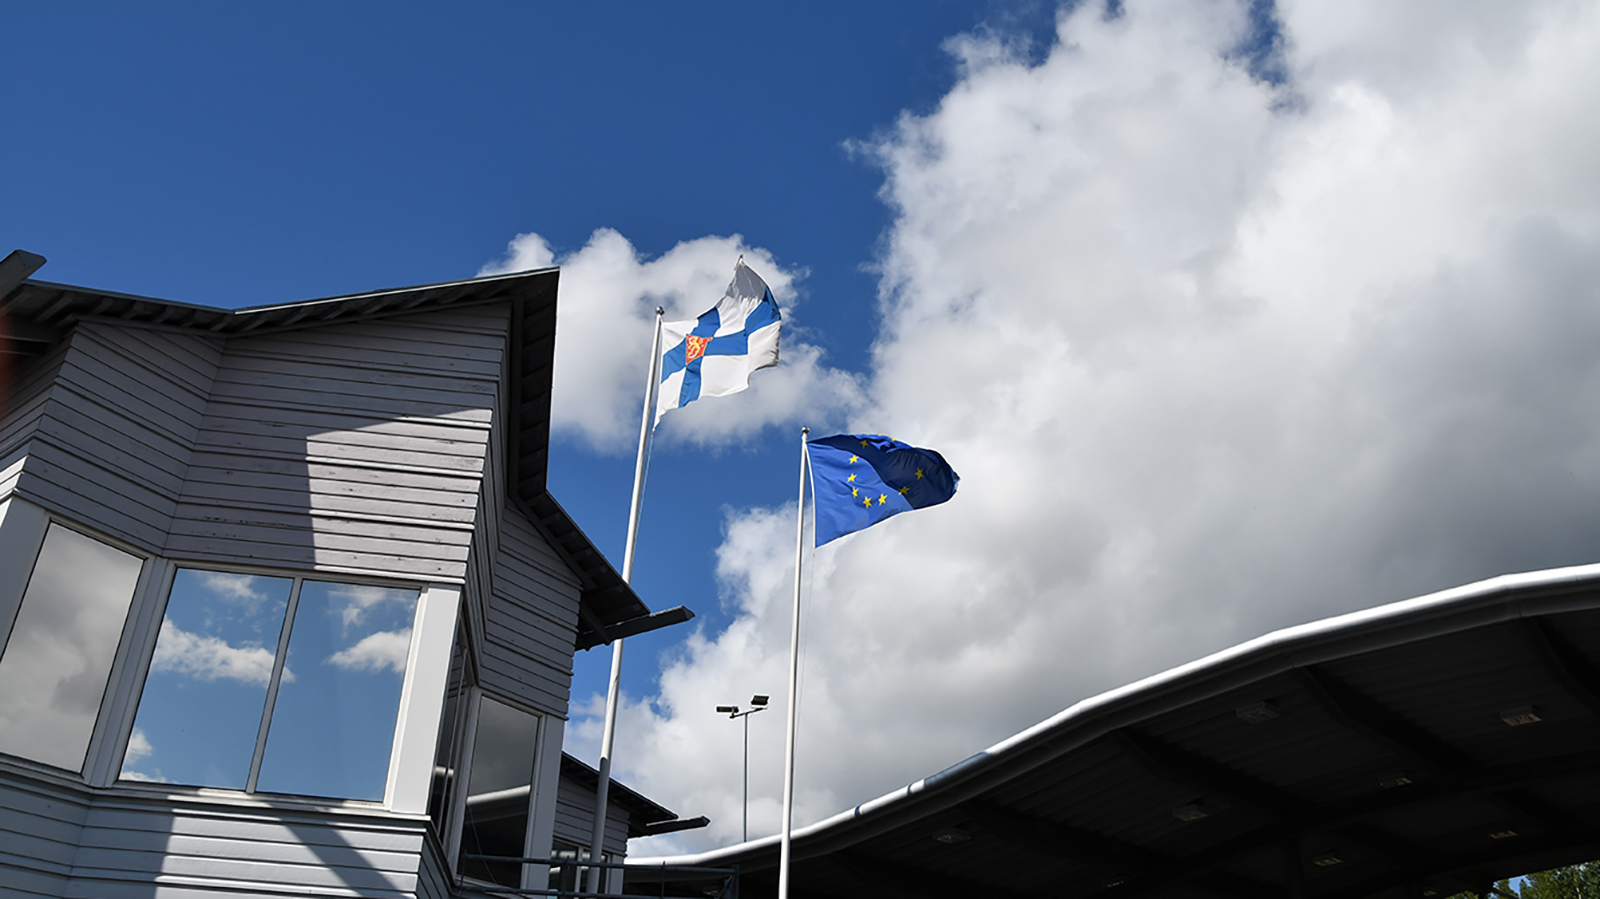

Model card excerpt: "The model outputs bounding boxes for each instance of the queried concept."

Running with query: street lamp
[717,694,769,842]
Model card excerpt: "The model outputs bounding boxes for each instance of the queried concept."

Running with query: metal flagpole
[586,308,665,895]
[778,426,810,899]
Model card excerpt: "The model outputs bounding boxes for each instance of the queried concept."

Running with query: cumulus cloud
[118,727,171,783]
[327,628,413,673]
[573,0,1600,855]
[481,229,863,451]
[150,620,288,686]
[321,583,417,631]
[196,571,272,609]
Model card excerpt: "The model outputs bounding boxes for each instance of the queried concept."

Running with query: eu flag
[809,434,959,546]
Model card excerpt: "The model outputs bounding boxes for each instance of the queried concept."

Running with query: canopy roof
[633,563,1600,899]
[0,250,672,646]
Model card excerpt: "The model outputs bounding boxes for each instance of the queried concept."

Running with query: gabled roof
[633,563,1600,899]
[0,250,673,645]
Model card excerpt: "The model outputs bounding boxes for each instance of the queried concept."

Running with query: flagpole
[778,426,810,899]
[586,307,665,894]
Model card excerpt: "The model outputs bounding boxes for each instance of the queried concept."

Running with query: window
[122,568,420,802]
[458,696,541,887]
[121,569,292,788]
[0,523,144,772]
[428,621,472,835]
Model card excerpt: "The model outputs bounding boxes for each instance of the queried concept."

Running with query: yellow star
[847,473,857,482]
[915,468,924,479]
[849,455,858,464]
[878,493,888,505]
[860,439,870,448]
[898,486,910,495]
[862,495,873,507]
[851,487,859,497]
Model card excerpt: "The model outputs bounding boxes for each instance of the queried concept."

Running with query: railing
[456,855,739,899]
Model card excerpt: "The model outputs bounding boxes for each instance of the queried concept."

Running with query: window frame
[0,500,157,784]
[109,558,452,809]
[444,687,563,890]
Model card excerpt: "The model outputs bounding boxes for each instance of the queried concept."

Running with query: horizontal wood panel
[162,536,464,581]
[203,380,494,425]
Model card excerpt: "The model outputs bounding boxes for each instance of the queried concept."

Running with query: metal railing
[457,855,739,899]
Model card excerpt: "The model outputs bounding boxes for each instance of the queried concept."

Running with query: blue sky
[9,0,1600,855]
[1,1,1056,715]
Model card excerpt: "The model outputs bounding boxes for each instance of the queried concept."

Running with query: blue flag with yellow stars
[808,434,959,546]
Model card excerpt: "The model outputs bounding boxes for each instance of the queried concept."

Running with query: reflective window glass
[427,624,471,835]
[458,696,540,887]
[255,580,420,801]
[120,570,292,787]
[0,524,143,771]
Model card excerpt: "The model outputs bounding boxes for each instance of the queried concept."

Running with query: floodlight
[716,705,738,714]
[1235,700,1279,724]
[1170,803,1208,822]
[752,695,769,706]
[1499,706,1541,726]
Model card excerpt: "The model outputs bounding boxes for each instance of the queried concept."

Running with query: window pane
[427,624,471,835]
[121,570,292,787]
[256,580,420,800]
[458,696,540,887]
[0,524,143,771]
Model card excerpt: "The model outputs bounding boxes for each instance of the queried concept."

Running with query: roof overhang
[633,563,1600,899]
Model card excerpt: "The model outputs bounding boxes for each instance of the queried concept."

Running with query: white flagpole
[778,426,810,899]
[586,307,665,894]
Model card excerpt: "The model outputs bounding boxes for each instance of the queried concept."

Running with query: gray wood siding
[64,794,430,899]
[414,839,452,899]
[476,463,585,716]
[551,775,630,858]
[0,772,89,898]
[464,324,582,716]
[165,307,507,582]
[2,326,221,553]
[0,341,69,502]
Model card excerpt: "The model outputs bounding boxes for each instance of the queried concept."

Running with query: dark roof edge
[4,267,562,342]
[22,266,560,317]
[633,560,1600,867]
[560,752,678,833]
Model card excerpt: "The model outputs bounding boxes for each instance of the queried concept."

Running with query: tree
[1445,863,1600,899]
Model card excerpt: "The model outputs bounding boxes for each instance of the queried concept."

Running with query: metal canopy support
[962,800,1164,872]
[1280,837,1308,899]
[1112,729,1304,818]
[1298,666,1473,774]
[1522,617,1600,718]
[1109,748,1600,899]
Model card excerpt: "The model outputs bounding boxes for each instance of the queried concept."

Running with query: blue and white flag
[657,260,781,425]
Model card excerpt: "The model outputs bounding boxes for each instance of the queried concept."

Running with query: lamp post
[716,694,769,842]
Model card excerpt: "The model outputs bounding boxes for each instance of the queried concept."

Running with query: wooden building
[0,250,695,898]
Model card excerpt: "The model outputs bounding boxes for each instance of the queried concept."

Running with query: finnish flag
[657,260,781,425]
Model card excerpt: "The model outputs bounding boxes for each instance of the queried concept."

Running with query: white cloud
[150,620,288,686]
[323,584,416,631]
[117,727,171,783]
[196,571,272,609]
[124,726,154,763]
[327,628,413,674]
[481,229,863,451]
[570,0,1600,855]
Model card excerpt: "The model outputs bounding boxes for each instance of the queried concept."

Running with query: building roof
[558,752,694,839]
[632,563,1600,899]
[0,250,677,646]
